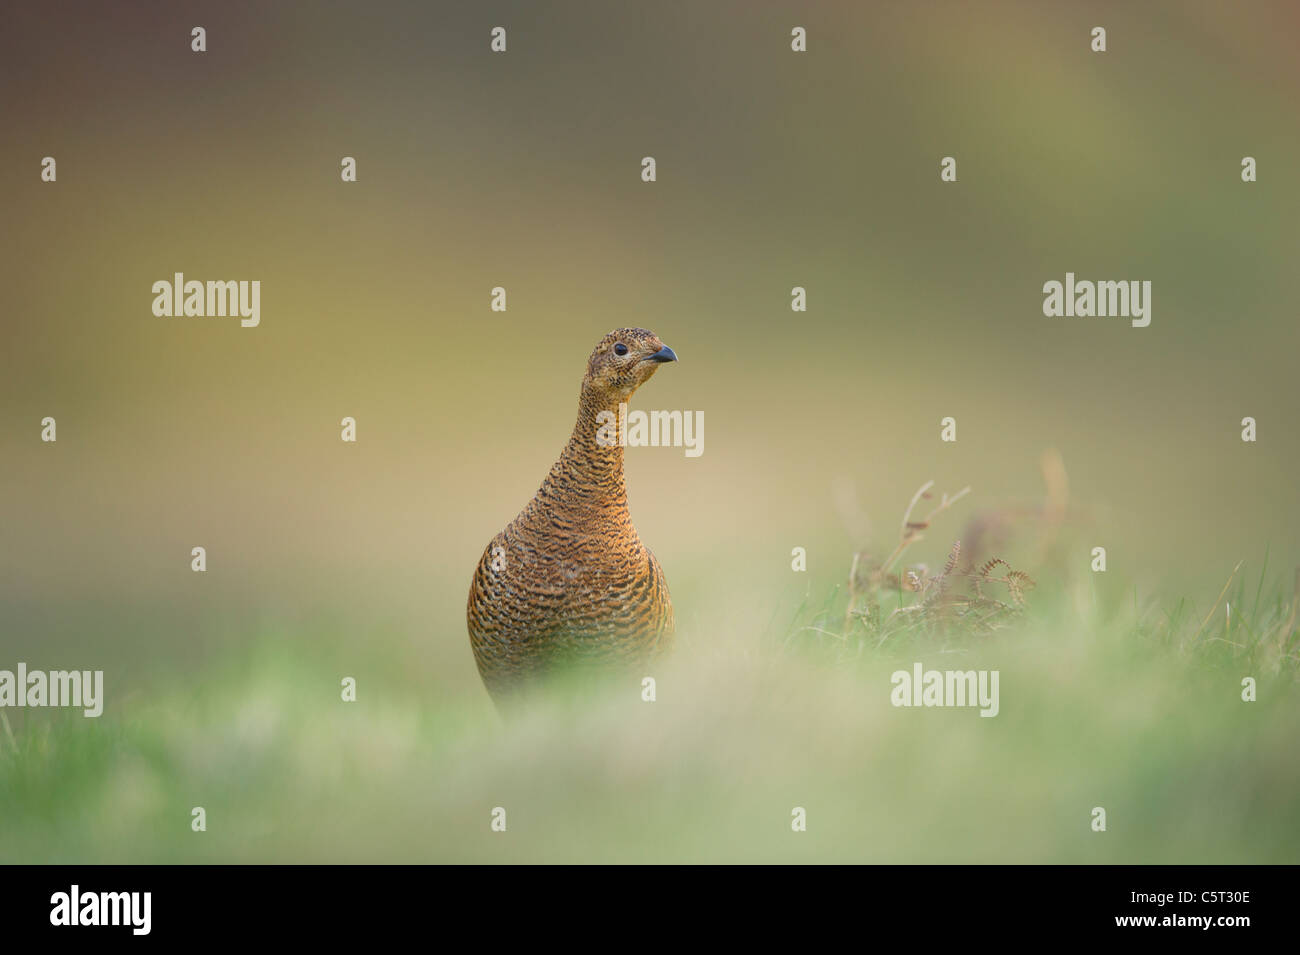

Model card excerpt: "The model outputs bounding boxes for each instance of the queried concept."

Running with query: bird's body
[467,328,676,702]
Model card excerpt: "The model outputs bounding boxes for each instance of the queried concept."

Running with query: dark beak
[647,345,677,363]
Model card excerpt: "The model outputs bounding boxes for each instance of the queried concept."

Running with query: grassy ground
[1,536,1296,863]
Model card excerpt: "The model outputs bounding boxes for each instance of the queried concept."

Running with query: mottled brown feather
[467,328,676,701]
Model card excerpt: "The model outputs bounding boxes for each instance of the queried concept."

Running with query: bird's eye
[613,343,628,356]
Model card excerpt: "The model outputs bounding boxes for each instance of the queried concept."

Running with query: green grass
[1,557,1296,863]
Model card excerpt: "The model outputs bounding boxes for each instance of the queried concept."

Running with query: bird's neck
[539,386,632,514]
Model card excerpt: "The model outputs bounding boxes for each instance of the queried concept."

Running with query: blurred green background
[1,1,1297,862]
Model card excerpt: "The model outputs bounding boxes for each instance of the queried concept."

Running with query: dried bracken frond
[1005,570,1034,606]
[979,557,1010,579]
[826,482,1035,656]
[842,481,973,634]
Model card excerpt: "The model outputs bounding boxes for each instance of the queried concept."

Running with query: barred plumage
[467,328,677,702]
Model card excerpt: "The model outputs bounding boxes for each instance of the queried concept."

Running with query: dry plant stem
[899,481,936,538]
[881,484,971,574]
[843,552,862,634]
[842,481,971,635]
[1190,559,1245,645]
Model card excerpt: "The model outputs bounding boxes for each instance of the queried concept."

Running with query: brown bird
[467,328,677,702]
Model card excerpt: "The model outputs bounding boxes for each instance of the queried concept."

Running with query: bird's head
[582,327,677,400]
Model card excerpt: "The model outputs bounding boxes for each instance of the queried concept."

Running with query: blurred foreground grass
[1,555,1296,864]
